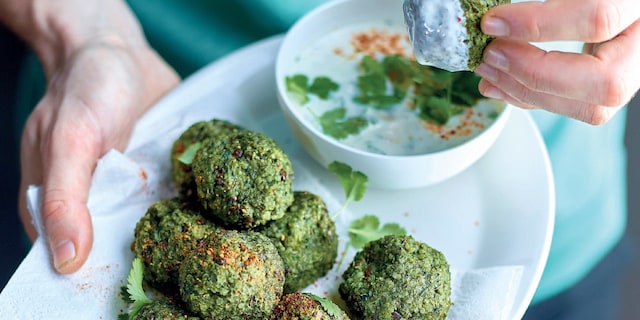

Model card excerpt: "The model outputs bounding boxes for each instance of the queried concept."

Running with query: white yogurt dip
[284,21,504,156]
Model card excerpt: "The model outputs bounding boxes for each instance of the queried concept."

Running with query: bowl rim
[275,0,511,161]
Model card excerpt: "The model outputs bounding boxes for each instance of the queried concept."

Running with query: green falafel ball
[404,0,509,71]
[132,297,198,320]
[178,229,285,319]
[261,191,338,293]
[461,0,510,70]
[339,235,452,320]
[192,130,294,229]
[271,292,349,320]
[171,119,245,198]
[133,197,218,291]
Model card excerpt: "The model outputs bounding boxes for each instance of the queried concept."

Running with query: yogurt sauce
[285,21,504,156]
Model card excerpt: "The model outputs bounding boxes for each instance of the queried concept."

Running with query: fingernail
[483,17,509,36]
[52,239,76,270]
[475,63,498,82]
[485,48,509,71]
[482,85,504,100]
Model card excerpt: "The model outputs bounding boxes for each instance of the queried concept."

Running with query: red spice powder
[422,109,485,140]
[335,28,412,59]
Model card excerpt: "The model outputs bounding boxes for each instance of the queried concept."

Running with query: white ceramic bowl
[275,0,511,190]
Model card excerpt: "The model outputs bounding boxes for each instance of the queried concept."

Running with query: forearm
[0,0,148,77]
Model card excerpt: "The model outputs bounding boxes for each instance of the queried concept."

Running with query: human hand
[0,0,181,274]
[475,0,640,124]
[18,38,179,274]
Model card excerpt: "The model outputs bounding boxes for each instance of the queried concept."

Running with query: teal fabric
[14,0,628,306]
[127,0,328,78]
[530,109,627,303]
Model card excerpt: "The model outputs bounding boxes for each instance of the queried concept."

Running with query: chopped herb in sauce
[285,74,310,104]
[285,74,340,105]
[318,107,368,140]
[355,54,484,125]
[310,76,340,99]
[353,55,404,109]
[286,54,485,142]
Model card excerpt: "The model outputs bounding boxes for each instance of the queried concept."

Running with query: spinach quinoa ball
[192,130,294,229]
[132,297,199,320]
[133,197,218,291]
[270,292,349,320]
[178,229,285,319]
[404,0,510,71]
[339,234,452,320]
[260,191,339,293]
[171,118,245,197]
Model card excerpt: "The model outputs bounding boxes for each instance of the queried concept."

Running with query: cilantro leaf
[451,71,483,106]
[126,257,152,319]
[382,55,414,97]
[328,161,368,203]
[424,66,454,89]
[360,54,385,74]
[177,141,202,165]
[286,74,340,104]
[318,107,368,140]
[356,72,386,98]
[120,285,133,304]
[352,54,488,125]
[306,294,344,318]
[309,76,339,100]
[327,161,368,219]
[285,74,310,105]
[353,94,402,110]
[348,215,406,249]
[354,55,402,109]
[417,96,453,125]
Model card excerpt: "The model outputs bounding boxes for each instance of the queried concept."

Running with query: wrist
[3,0,148,77]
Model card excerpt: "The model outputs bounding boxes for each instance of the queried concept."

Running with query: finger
[478,77,623,125]
[479,37,640,107]
[482,0,640,42]
[41,117,100,274]
[19,122,43,242]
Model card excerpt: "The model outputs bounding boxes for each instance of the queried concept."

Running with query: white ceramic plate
[132,35,555,319]
[0,36,554,320]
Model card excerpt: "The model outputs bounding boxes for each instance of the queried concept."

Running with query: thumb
[42,127,97,274]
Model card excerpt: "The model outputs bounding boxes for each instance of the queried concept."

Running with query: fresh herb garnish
[285,74,311,105]
[123,257,152,319]
[286,53,486,143]
[306,294,344,318]
[415,95,457,125]
[318,108,368,140]
[309,76,340,100]
[326,161,407,268]
[413,63,483,124]
[354,54,484,125]
[177,141,202,165]
[327,161,368,219]
[353,55,404,109]
[285,74,339,105]
[347,215,407,249]
[120,285,133,304]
